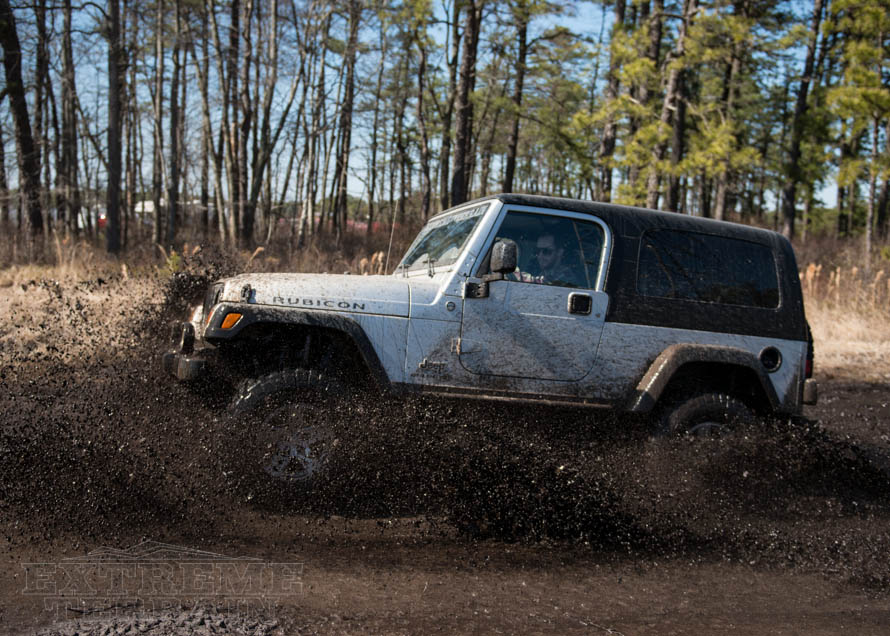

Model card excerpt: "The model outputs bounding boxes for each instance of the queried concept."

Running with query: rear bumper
[803,379,818,405]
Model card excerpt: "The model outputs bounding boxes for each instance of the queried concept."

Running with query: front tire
[658,392,755,437]
[229,370,345,486]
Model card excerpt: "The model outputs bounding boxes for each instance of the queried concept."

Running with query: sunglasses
[535,247,555,256]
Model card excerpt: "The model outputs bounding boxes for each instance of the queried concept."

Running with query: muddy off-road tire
[658,392,755,437]
[229,370,347,487]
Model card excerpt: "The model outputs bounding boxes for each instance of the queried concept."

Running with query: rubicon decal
[272,296,367,311]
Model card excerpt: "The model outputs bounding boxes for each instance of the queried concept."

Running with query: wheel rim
[263,424,332,483]
[685,420,726,437]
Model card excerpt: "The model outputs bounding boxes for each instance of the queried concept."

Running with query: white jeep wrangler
[164,194,817,483]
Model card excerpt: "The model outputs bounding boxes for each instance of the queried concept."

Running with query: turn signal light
[220,313,242,329]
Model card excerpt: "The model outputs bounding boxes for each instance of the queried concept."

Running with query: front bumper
[163,321,211,381]
[162,350,207,381]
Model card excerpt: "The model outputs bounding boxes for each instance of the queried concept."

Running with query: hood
[219,273,412,317]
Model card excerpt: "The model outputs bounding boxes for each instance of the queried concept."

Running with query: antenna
[384,212,397,274]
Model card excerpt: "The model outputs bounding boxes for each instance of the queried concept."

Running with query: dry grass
[0,230,407,369]
[0,227,409,287]
[802,263,890,380]
[3,231,889,381]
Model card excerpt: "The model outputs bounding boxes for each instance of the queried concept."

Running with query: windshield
[398,203,488,272]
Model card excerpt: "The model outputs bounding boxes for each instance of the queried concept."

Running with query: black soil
[2,269,889,604]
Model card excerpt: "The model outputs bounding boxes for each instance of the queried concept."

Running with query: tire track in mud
[2,269,890,598]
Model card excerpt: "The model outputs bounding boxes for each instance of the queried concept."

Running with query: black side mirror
[490,240,517,275]
[467,239,518,298]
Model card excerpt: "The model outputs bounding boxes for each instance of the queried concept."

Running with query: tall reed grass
[4,228,889,377]
[801,263,890,377]
[0,223,417,287]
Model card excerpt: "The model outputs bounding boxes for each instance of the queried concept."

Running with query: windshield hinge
[464,280,489,299]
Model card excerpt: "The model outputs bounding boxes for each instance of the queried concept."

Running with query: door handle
[568,292,592,315]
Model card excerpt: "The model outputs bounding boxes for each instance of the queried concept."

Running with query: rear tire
[658,392,755,437]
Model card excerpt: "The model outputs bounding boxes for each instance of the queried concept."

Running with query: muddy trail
[2,270,890,634]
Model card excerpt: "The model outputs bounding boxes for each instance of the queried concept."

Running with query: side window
[484,211,605,289]
[637,229,779,308]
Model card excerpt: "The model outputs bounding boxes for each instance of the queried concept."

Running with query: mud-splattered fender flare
[626,343,779,413]
[202,302,391,390]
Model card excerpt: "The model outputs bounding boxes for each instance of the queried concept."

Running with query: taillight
[805,322,814,379]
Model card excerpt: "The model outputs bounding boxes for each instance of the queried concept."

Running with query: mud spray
[2,261,889,635]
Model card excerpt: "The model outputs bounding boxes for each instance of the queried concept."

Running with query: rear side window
[637,229,779,308]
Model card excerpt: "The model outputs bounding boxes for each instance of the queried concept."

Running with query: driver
[530,232,574,285]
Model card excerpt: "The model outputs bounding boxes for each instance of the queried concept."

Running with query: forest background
[0,0,888,272]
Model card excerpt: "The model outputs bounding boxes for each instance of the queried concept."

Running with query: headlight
[203,283,224,319]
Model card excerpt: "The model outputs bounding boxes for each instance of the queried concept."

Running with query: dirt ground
[1,271,889,635]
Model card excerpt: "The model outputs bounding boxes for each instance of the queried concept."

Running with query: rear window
[637,229,779,308]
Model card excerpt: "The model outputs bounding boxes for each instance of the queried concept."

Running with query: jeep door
[459,208,610,382]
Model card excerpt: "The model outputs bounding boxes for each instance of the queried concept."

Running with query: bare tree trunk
[0,0,43,236]
[503,6,528,194]
[200,13,210,237]
[394,57,408,225]
[201,0,232,244]
[46,76,60,234]
[297,13,331,249]
[135,71,147,242]
[237,0,254,245]
[243,0,304,244]
[152,0,165,245]
[877,177,889,240]
[666,70,686,212]
[438,1,461,209]
[878,119,890,238]
[477,80,507,197]
[61,0,80,237]
[865,116,878,269]
[713,45,741,221]
[388,110,396,230]
[801,186,812,243]
[332,0,361,236]
[632,0,663,196]
[626,1,657,192]
[33,0,48,232]
[698,172,712,218]
[124,0,137,248]
[165,0,182,246]
[640,0,663,105]
[0,118,9,232]
[600,0,626,203]
[367,36,386,237]
[106,0,124,253]
[225,0,242,243]
[80,133,93,237]
[319,64,339,234]
[451,0,483,206]
[416,30,432,220]
[780,0,824,239]
[646,0,697,210]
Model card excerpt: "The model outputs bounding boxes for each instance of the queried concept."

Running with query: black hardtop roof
[444,193,782,244]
